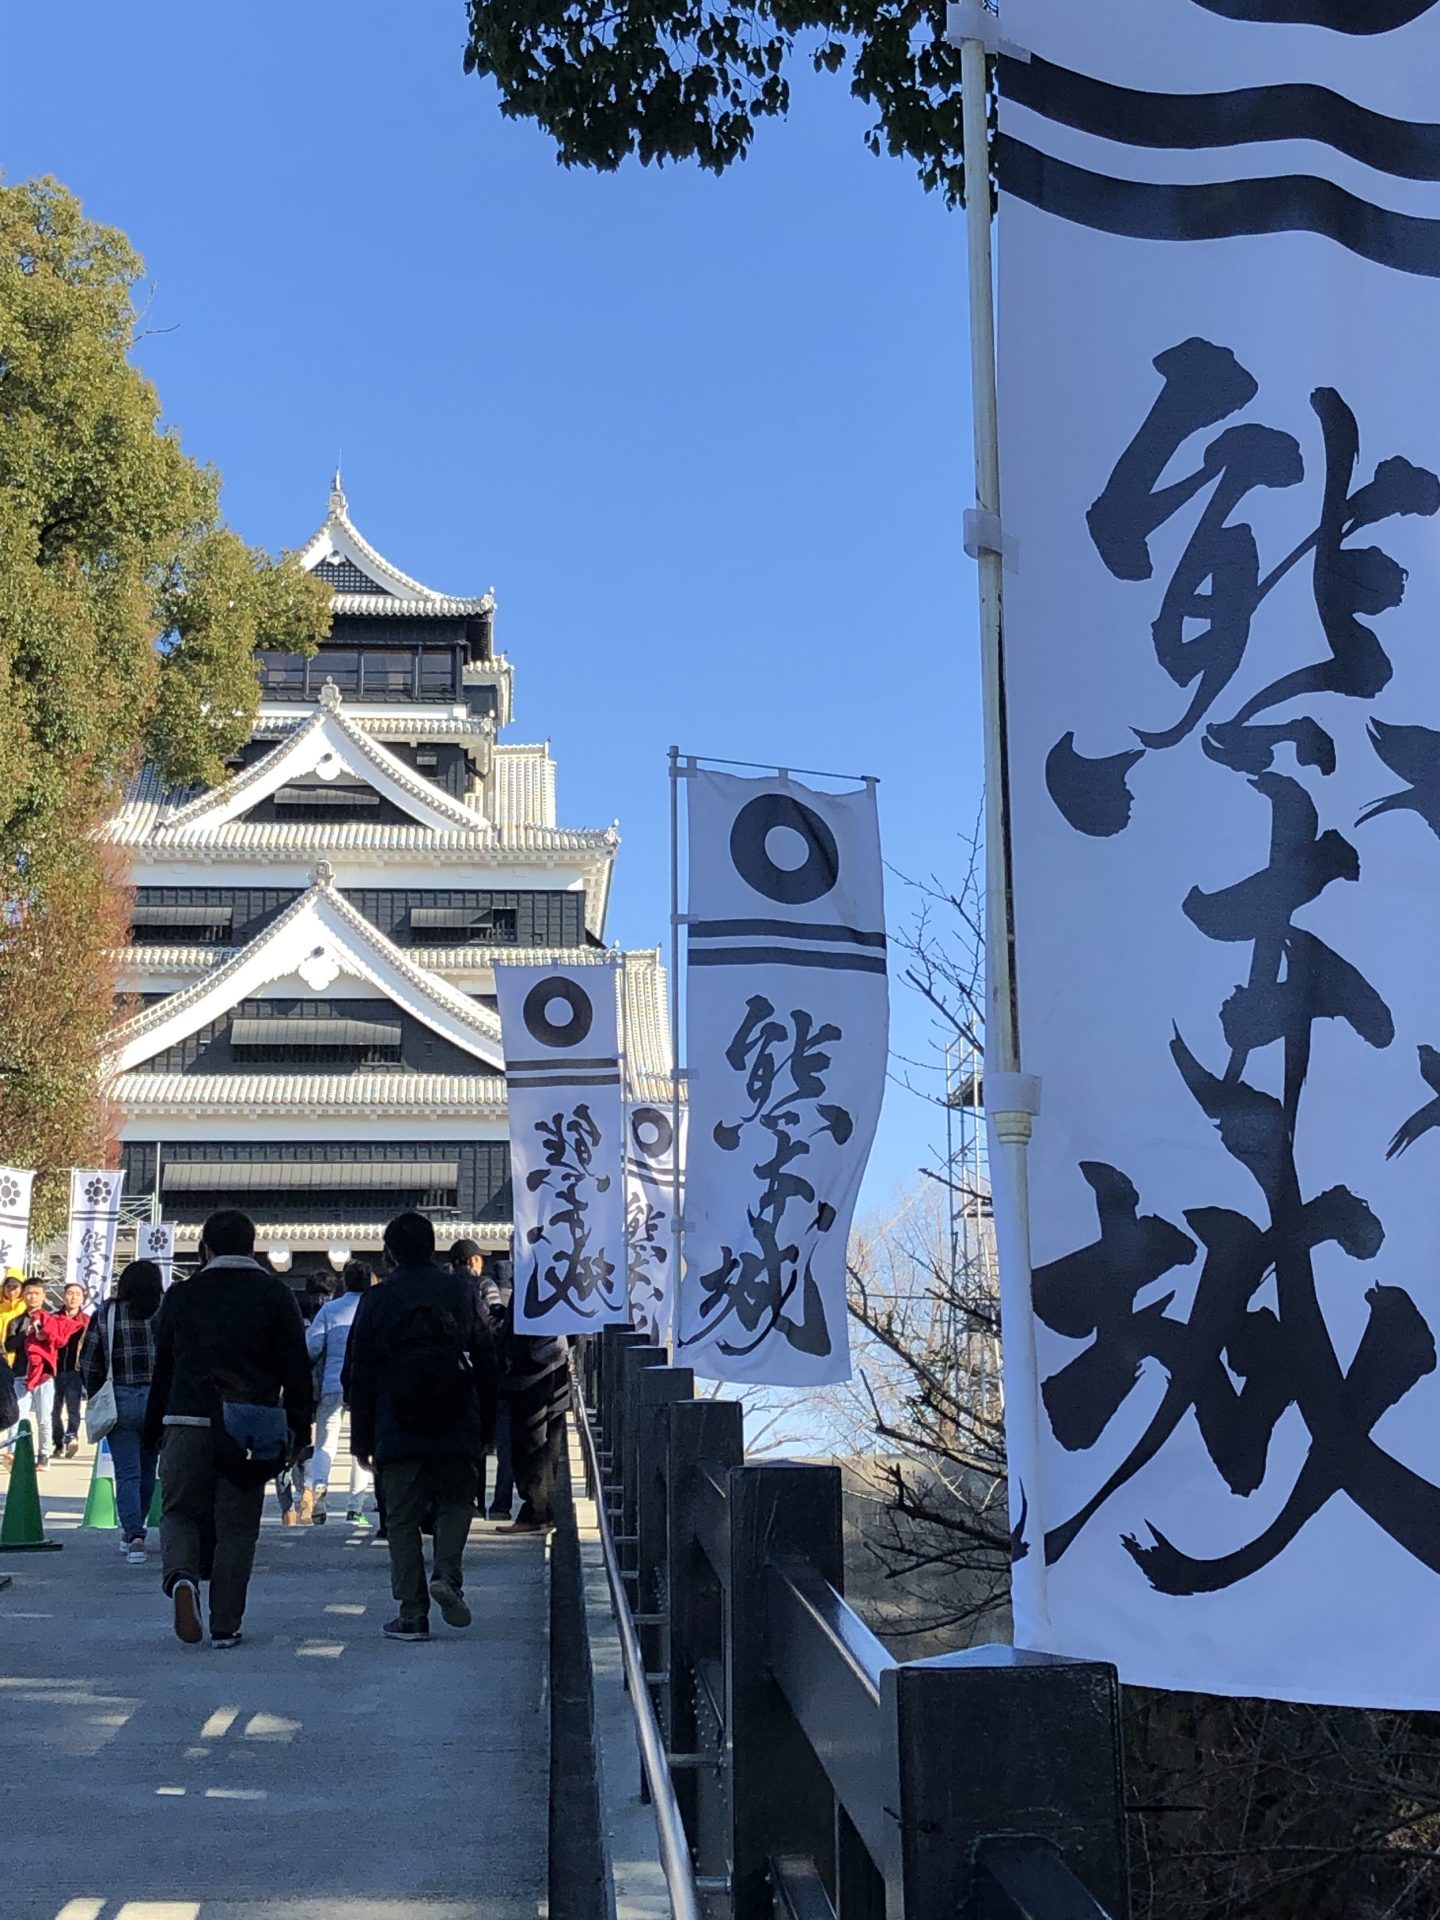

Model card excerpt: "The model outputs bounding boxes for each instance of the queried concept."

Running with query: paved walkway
[1,1443,548,1920]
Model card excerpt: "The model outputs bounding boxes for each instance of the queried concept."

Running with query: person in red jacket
[5,1280,89,1469]
[51,1282,92,1459]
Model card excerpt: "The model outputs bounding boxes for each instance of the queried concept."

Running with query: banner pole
[619,948,634,1331]
[954,20,1043,1339]
[668,748,684,1362]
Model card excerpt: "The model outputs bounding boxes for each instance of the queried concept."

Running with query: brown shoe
[281,1508,299,1528]
[172,1579,203,1646]
[297,1488,314,1524]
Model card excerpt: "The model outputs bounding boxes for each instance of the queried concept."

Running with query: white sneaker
[127,1539,147,1565]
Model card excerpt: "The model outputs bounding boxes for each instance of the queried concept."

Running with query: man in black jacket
[346,1211,497,1642]
[144,1208,313,1650]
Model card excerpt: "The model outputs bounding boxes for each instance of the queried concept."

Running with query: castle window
[131,904,234,945]
[271,784,380,816]
[409,906,517,946]
[419,648,458,698]
[229,1015,403,1065]
[363,651,412,696]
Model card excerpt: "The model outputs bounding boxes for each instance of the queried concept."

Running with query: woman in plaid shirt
[81,1258,164,1563]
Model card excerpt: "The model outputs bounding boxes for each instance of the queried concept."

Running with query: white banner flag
[139,1221,177,1290]
[66,1169,124,1307]
[0,1169,35,1276]
[497,963,628,1335]
[625,1102,686,1343]
[997,0,1440,1705]
[676,768,887,1386]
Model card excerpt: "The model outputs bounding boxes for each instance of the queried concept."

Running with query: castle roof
[298,473,494,616]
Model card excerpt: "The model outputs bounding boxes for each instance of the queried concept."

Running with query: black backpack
[387,1298,472,1431]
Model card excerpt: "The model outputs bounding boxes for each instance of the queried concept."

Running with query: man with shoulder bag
[345,1211,497,1642]
[143,1209,313,1650]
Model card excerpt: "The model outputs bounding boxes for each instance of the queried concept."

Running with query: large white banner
[0,1169,35,1275]
[676,768,887,1386]
[497,963,628,1335]
[66,1169,124,1307]
[998,0,1440,1704]
[625,1101,685,1343]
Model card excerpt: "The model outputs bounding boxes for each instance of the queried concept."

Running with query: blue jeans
[109,1385,158,1543]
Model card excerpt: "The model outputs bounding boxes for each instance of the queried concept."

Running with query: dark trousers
[482,1402,514,1515]
[52,1371,83,1447]
[516,1412,565,1526]
[379,1453,478,1625]
[159,1426,266,1639]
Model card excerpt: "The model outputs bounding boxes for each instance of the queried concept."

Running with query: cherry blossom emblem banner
[141,1221,177,1290]
[0,1169,35,1274]
[497,963,628,1336]
[997,0,1440,1703]
[676,767,887,1386]
[66,1169,124,1308]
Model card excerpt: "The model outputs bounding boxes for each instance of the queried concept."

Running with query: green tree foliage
[0,177,330,1231]
[462,0,968,199]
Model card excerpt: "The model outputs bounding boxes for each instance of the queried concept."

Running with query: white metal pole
[959,31,1015,1082]
[618,947,634,1331]
[954,13,1042,1415]
[667,747,684,1362]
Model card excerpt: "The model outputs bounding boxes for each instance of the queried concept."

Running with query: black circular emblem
[729,793,840,905]
[522,976,594,1049]
[630,1107,674,1160]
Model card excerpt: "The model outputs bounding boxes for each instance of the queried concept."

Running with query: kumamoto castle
[102,477,671,1277]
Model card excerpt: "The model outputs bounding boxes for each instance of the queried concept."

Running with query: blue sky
[7,1,982,1205]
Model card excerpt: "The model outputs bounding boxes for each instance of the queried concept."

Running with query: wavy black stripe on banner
[507,1072,621,1089]
[1000,53,1440,182]
[689,917,887,948]
[1195,1,1437,31]
[506,1055,619,1072]
[690,947,888,974]
[998,133,1440,276]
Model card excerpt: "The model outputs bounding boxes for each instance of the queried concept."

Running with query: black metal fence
[578,1326,1129,1920]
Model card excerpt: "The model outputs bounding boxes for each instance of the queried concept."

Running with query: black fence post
[881,1648,1128,1920]
[629,1360,694,1797]
[597,1325,646,1459]
[663,1397,744,1887]
[725,1461,845,1920]
[633,1364,694,1665]
[617,1344,667,1579]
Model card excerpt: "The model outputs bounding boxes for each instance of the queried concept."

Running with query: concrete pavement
[0,1442,548,1920]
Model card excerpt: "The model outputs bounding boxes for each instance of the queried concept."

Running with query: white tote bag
[85,1305,118,1444]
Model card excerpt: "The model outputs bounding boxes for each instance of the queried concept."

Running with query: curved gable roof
[154,686,490,841]
[298,475,493,613]
[107,868,506,1075]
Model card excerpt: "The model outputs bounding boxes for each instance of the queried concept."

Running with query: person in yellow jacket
[0,1270,27,1459]
[0,1269,26,1351]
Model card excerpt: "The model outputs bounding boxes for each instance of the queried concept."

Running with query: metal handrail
[572,1381,704,1920]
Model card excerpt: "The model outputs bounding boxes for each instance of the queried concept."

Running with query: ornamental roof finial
[318,678,342,711]
[329,460,347,518]
[312,859,335,888]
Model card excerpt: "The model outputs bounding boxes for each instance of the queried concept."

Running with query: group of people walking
[1,1272,93,1466]
[0,1210,572,1647]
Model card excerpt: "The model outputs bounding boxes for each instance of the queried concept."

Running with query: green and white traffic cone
[0,1425,62,1552]
[82,1438,120,1531]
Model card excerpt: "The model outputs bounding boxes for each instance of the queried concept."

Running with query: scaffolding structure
[943,1037,1002,1420]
